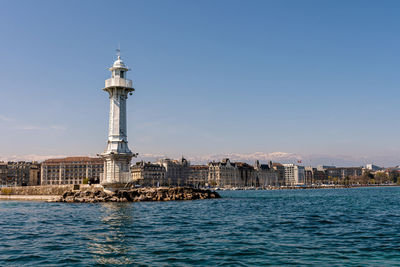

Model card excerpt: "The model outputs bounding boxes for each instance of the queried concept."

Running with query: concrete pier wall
[0,185,98,196]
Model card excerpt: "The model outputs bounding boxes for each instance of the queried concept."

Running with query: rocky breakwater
[56,187,221,203]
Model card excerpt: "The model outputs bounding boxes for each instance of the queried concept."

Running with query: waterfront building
[254,160,279,187]
[100,51,136,186]
[156,158,190,186]
[236,162,257,187]
[342,167,363,178]
[317,165,336,171]
[29,164,40,186]
[128,157,282,189]
[272,162,286,185]
[208,159,279,188]
[0,161,40,186]
[325,167,363,179]
[366,164,383,171]
[385,167,400,181]
[283,164,305,185]
[305,167,313,185]
[7,162,30,186]
[305,166,327,185]
[131,161,166,187]
[385,166,400,174]
[187,165,209,188]
[0,162,7,186]
[41,157,103,185]
[208,158,238,188]
[314,170,327,184]
[324,167,341,179]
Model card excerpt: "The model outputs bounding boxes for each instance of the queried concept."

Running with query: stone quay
[0,185,220,203]
[55,187,220,203]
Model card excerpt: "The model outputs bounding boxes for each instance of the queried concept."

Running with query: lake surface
[1,187,400,266]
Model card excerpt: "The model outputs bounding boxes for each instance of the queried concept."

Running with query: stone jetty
[55,187,221,203]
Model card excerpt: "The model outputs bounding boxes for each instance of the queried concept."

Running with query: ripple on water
[1,187,400,265]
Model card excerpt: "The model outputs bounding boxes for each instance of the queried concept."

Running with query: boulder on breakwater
[55,187,220,203]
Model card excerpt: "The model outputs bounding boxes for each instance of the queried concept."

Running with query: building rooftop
[190,165,208,170]
[236,162,253,168]
[43,157,104,164]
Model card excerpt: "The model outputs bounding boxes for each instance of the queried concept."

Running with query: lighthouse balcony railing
[105,78,133,88]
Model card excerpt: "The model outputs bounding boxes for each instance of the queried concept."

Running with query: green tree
[344,176,350,186]
[360,171,374,185]
[389,171,400,184]
[375,172,388,184]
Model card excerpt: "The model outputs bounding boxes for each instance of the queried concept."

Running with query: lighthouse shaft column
[100,54,135,187]
[105,88,130,153]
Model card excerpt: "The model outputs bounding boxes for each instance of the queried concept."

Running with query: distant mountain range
[1,152,399,168]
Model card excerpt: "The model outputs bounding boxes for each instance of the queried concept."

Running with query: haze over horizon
[1,0,399,167]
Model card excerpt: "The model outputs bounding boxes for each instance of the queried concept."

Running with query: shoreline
[216,184,400,191]
[0,195,58,201]
[219,184,400,191]
[0,184,399,202]
[0,186,221,202]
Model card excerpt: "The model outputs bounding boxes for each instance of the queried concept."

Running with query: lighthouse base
[100,153,133,187]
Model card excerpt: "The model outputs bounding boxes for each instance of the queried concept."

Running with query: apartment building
[208,158,238,188]
[187,165,209,188]
[283,164,305,185]
[156,157,190,186]
[131,161,166,186]
[41,157,104,185]
[0,161,40,186]
[254,160,279,187]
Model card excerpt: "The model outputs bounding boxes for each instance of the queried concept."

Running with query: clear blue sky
[0,0,399,166]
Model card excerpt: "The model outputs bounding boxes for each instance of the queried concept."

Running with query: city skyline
[1,0,400,166]
[0,152,397,169]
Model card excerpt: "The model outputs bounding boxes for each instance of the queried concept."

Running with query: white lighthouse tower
[100,50,136,186]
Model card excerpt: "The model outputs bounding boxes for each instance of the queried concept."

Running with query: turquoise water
[1,187,400,266]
